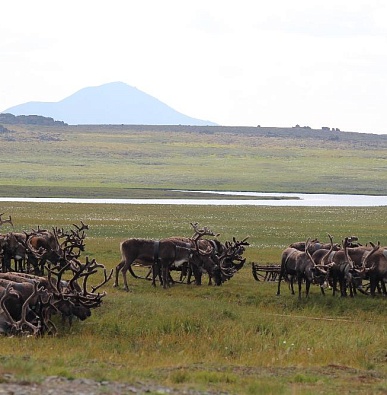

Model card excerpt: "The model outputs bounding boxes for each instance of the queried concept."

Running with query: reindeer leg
[305,280,311,298]
[276,270,283,296]
[113,260,125,287]
[340,276,347,297]
[349,279,354,297]
[298,275,302,299]
[4,254,12,273]
[162,263,168,289]
[381,281,387,296]
[128,264,140,279]
[332,277,337,296]
[121,265,130,292]
[161,260,170,289]
[151,262,159,287]
[2,255,8,273]
[290,275,295,295]
[370,278,377,297]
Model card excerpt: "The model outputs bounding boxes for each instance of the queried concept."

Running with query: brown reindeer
[0,257,111,336]
[277,239,327,298]
[0,281,42,336]
[114,223,223,291]
[1,232,27,272]
[320,235,364,297]
[164,236,223,285]
[114,238,190,291]
[361,241,387,296]
[289,237,341,254]
[22,223,88,275]
[216,237,249,283]
[23,228,63,274]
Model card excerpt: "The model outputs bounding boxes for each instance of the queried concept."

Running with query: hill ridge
[2,82,217,126]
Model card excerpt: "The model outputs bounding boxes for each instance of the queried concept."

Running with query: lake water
[0,191,386,206]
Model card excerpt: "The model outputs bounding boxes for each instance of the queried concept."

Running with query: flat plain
[1,124,387,197]
[0,124,386,394]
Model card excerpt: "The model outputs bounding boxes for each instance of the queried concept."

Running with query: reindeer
[0,284,30,323]
[114,238,190,291]
[277,239,327,298]
[0,220,109,336]
[0,214,16,271]
[23,227,63,275]
[0,281,43,336]
[1,232,27,272]
[165,223,225,286]
[361,241,387,296]
[0,256,112,334]
[44,257,112,326]
[289,238,341,254]
[114,223,224,291]
[165,237,222,285]
[23,222,88,275]
[346,243,374,294]
[320,235,364,297]
[216,237,249,283]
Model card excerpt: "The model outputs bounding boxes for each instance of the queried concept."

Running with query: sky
[1,0,387,134]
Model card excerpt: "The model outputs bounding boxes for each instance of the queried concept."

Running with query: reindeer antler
[0,213,13,227]
[0,282,43,336]
[190,222,220,241]
[72,221,89,232]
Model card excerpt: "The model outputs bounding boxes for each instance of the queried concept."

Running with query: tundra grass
[0,202,386,394]
[2,125,387,196]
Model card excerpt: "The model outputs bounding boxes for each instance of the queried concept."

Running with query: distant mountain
[2,82,217,126]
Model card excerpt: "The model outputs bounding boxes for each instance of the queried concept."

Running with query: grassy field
[0,202,386,394]
[1,124,387,197]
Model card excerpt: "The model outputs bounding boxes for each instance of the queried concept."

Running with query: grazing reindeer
[277,239,327,298]
[114,238,191,291]
[114,223,228,291]
[321,235,363,297]
[165,223,224,286]
[216,237,249,283]
[361,241,387,296]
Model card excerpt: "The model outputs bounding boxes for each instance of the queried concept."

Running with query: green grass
[0,203,386,394]
[1,124,387,196]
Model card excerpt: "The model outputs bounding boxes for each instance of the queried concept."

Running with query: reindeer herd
[0,215,249,336]
[0,213,112,336]
[277,235,387,299]
[113,222,249,291]
[1,209,386,336]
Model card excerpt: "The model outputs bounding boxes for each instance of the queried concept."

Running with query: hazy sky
[1,0,387,133]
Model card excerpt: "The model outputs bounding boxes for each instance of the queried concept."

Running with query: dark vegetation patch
[0,113,67,126]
